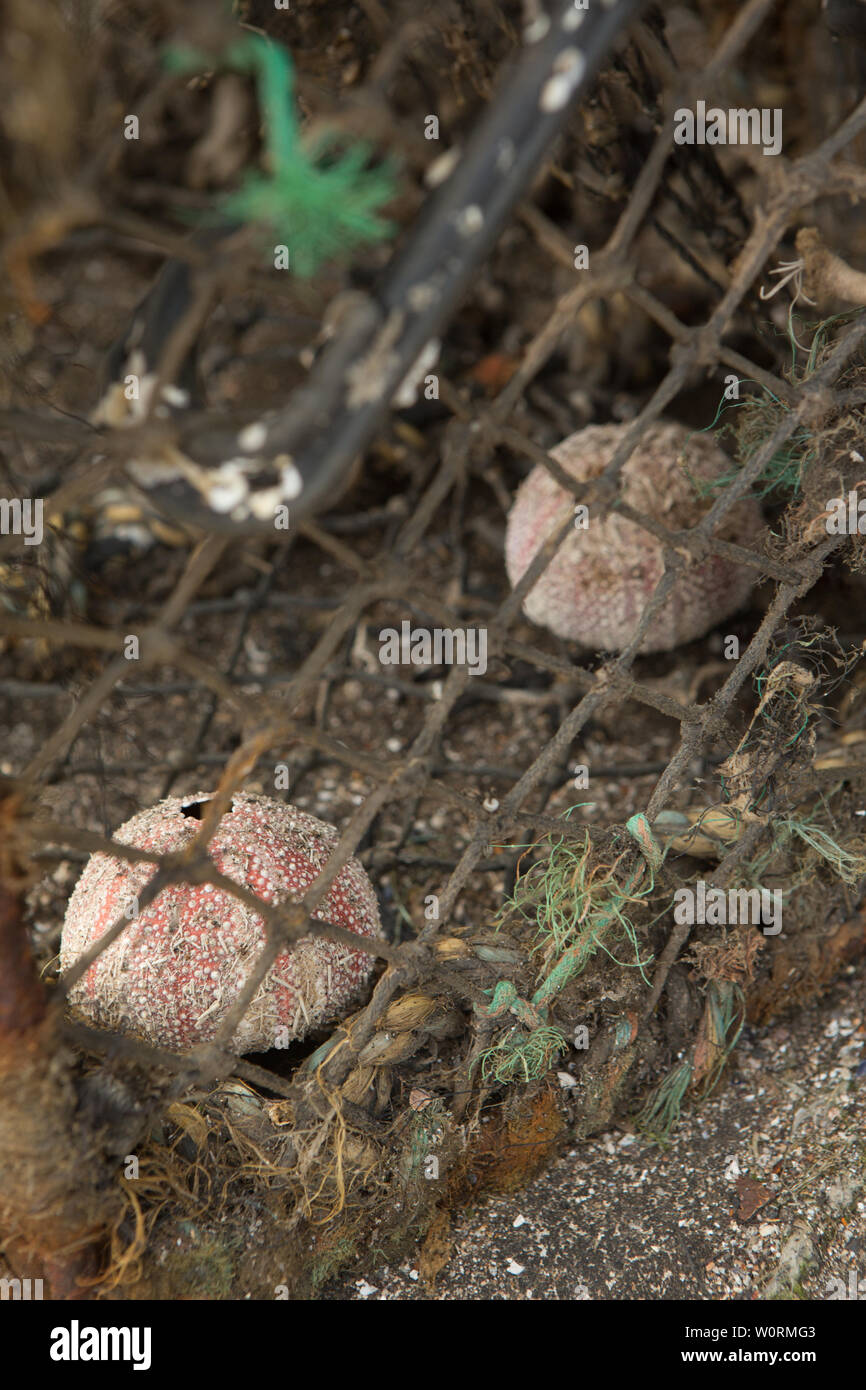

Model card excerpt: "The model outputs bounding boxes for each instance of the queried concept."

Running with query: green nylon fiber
[162,32,395,276]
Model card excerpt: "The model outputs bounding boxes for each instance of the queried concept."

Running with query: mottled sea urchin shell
[60,792,383,1054]
[505,420,765,653]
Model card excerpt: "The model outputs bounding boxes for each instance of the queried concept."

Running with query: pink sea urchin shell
[60,792,384,1054]
[505,420,764,653]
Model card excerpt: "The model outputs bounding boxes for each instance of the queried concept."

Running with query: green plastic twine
[477,814,664,1083]
[625,812,665,873]
[530,814,661,1009]
[163,34,396,276]
[480,980,544,1029]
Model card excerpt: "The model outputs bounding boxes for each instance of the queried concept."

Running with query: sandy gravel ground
[327,967,866,1301]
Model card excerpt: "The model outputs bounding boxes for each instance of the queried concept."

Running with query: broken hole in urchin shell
[179,796,233,820]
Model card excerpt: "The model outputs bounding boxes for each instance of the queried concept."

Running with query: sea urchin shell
[504,420,764,653]
[60,792,383,1054]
